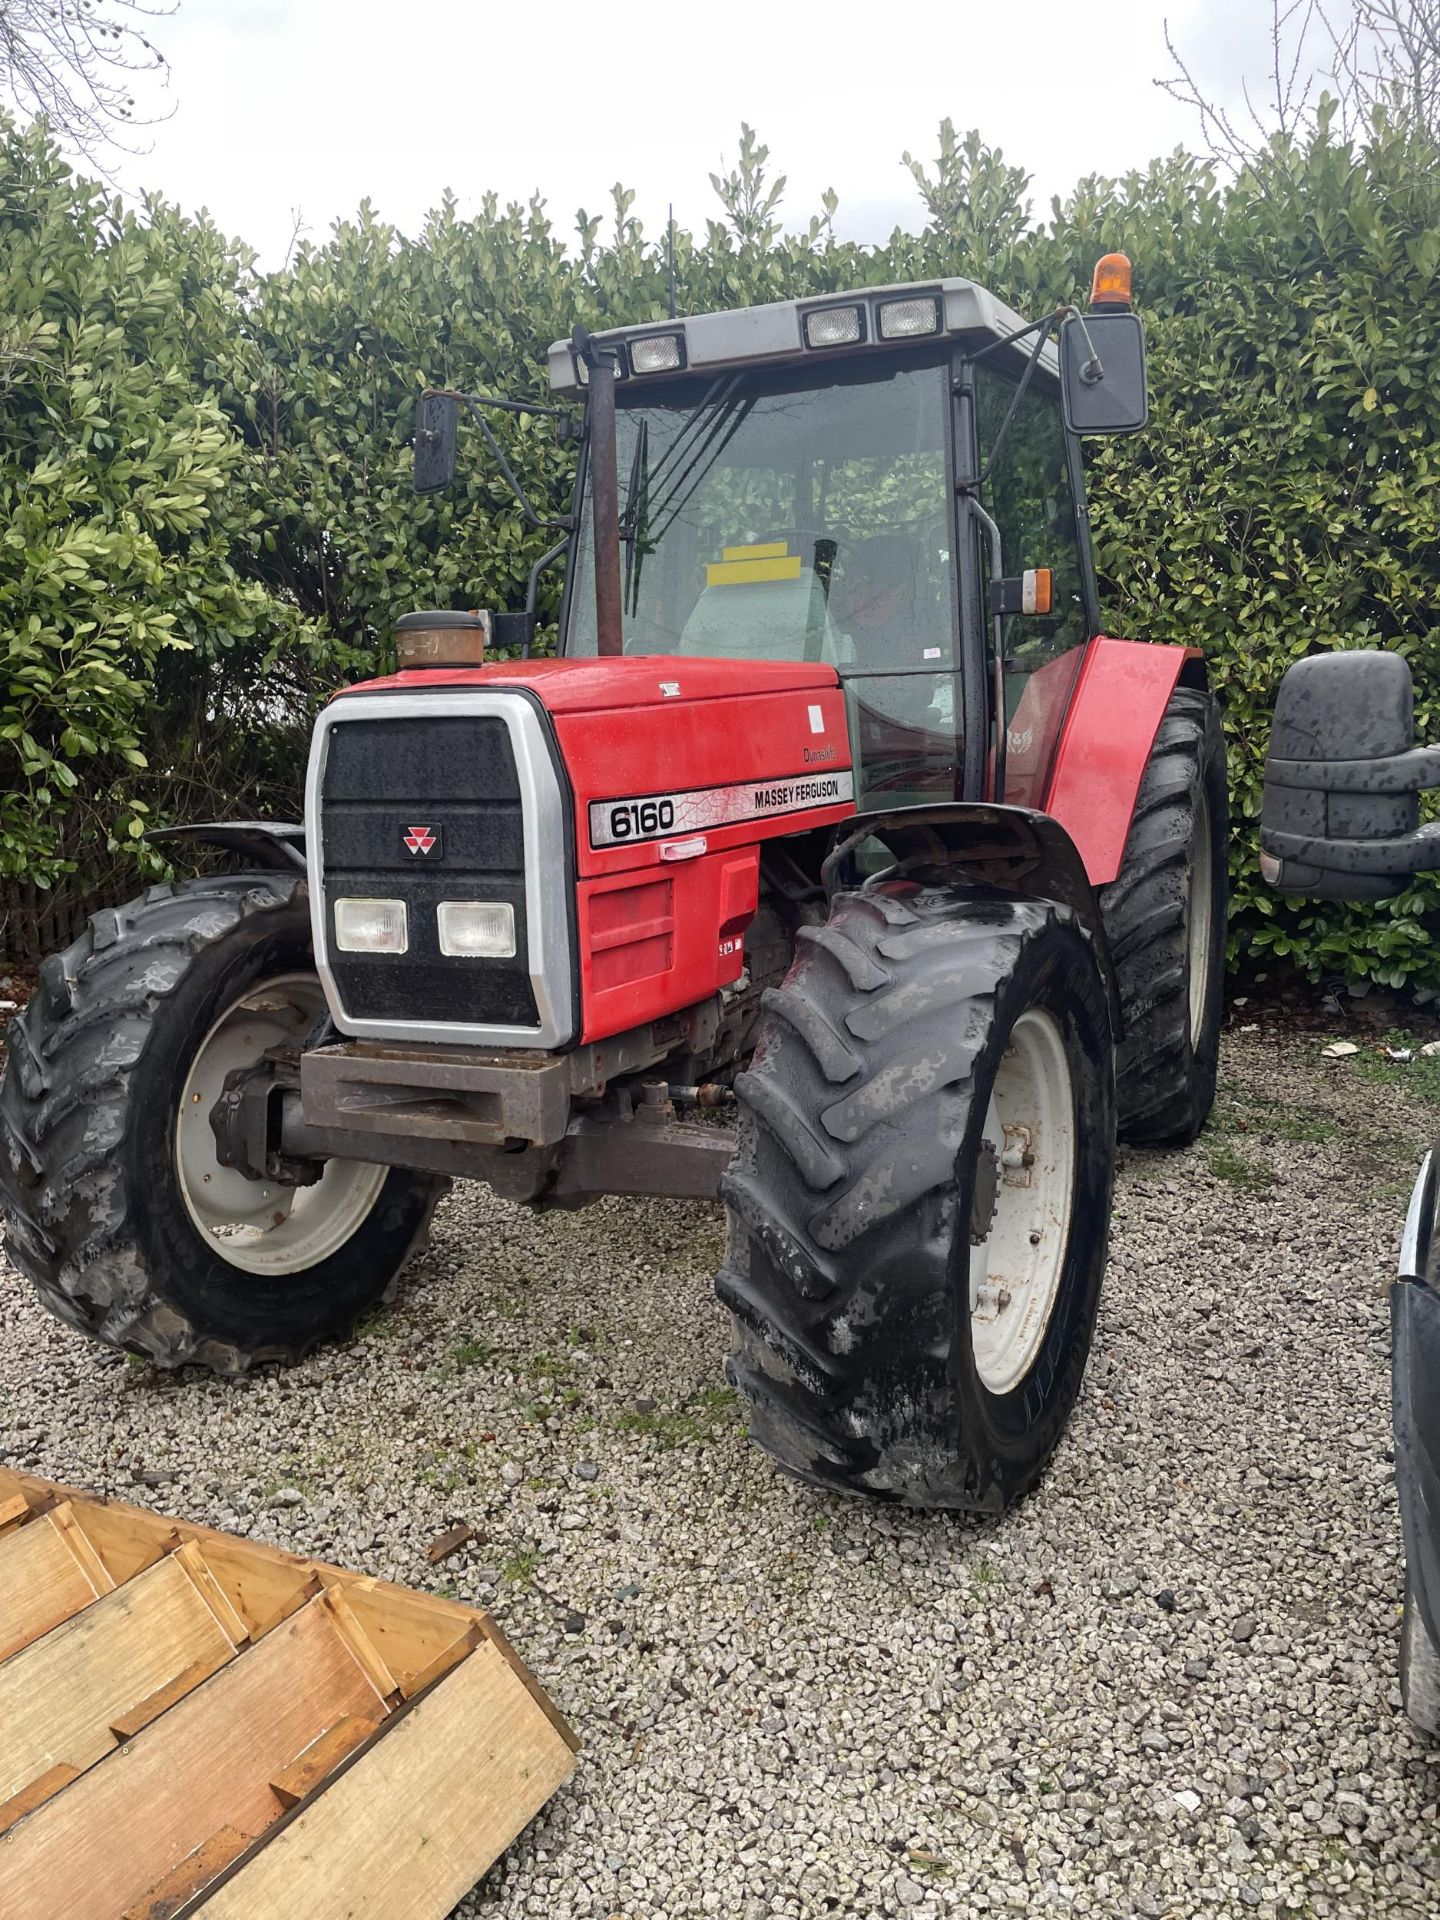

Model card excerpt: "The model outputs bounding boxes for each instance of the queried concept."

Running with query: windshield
[567,358,953,669]
[566,357,960,805]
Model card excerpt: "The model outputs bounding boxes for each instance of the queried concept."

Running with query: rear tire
[717,881,1115,1511]
[1401,1579,1440,1735]
[0,876,442,1373]
[1100,687,1228,1145]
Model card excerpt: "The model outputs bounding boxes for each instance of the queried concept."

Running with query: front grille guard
[304,690,575,1050]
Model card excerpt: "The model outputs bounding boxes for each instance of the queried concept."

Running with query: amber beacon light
[1089,252,1133,309]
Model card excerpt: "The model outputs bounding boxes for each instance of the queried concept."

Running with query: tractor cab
[546,273,1144,812]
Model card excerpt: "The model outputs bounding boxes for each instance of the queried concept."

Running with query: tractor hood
[335,654,841,714]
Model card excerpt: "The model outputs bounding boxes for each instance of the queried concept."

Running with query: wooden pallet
[0,1469,577,1919]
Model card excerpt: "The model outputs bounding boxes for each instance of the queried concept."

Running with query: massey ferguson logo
[403,825,438,855]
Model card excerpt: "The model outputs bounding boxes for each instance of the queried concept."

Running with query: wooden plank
[0,1515,104,1663]
[0,1492,31,1537]
[50,1502,117,1598]
[40,1498,182,1593]
[108,1648,234,1744]
[473,1614,583,1756]
[320,1586,399,1703]
[197,1640,577,1920]
[0,1764,80,1840]
[0,1551,241,1804]
[424,1524,474,1565]
[268,1715,379,1810]
[344,1578,515,1696]
[397,1623,482,1702]
[171,1542,249,1647]
[118,1826,252,1920]
[0,1596,387,1920]
[246,1571,324,1640]
[0,1472,539,1705]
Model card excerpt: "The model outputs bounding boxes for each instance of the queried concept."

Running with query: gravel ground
[3,1027,1439,1918]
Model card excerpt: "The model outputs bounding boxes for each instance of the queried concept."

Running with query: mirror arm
[966,304,1068,369]
[978,311,1061,484]
[420,388,572,531]
[1265,744,1440,795]
[521,535,571,659]
[426,385,570,420]
[456,394,572,532]
[1068,309,1106,385]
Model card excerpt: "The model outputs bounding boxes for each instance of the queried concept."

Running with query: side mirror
[1261,651,1440,899]
[413,391,459,494]
[491,611,536,654]
[1059,312,1148,435]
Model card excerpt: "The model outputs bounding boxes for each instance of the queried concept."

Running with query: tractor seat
[675,572,851,666]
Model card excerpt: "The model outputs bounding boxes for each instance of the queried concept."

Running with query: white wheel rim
[969,1009,1076,1396]
[1188,785,1213,1048]
[175,972,388,1276]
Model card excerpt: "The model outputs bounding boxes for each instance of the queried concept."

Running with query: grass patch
[1376,1176,1420,1202]
[615,1386,742,1449]
[446,1336,492,1375]
[1205,1140,1276,1190]
[1205,1088,1336,1145]
[1268,1106,1339,1145]
[354,1305,409,1342]
[417,1439,480,1492]
[1342,1030,1440,1105]
[906,1852,951,1877]
[529,1351,572,1380]
[501,1548,539,1586]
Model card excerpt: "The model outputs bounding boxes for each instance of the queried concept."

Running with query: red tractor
[0,257,1226,1512]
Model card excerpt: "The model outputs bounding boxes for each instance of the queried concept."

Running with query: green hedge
[3,112,1440,985]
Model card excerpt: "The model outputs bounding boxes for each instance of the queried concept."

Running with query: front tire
[1100,687,1228,1145]
[0,876,441,1373]
[717,881,1115,1511]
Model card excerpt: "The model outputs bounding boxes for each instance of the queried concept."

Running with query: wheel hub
[175,973,388,1276]
[968,1009,1077,1396]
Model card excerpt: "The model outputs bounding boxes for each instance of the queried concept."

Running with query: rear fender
[823,802,1118,1025]
[1395,1273,1440,1657]
[1042,637,1197,885]
[147,822,307,873]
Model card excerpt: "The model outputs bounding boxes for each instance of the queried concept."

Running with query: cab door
[969,364,1099,808]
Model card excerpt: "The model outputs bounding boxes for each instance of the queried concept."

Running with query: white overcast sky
[110,0,1284,267]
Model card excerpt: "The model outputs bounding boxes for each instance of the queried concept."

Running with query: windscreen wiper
[621,416,649,611]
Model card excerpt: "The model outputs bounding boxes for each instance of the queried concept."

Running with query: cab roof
[546,277,1058,399]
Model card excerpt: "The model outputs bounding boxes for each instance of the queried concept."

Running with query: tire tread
[0,874,439,1372]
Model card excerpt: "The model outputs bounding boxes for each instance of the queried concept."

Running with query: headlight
[334,898,408,953]
[438,900,517,958]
